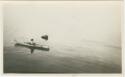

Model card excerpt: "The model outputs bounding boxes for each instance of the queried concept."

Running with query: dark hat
[41,35,48,40]
[30,38,34,41]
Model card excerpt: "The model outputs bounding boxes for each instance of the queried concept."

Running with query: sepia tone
[3,1,122,73]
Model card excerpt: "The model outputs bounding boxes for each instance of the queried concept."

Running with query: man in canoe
[15,35,49,54]
[29,38,36,54]
[25,38,36,45]
[29,35,49,54]
[30,38,36,45]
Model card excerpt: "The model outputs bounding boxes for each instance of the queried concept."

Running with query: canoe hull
[15,43,49,51]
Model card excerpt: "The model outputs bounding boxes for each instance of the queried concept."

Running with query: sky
[3,1,121,47]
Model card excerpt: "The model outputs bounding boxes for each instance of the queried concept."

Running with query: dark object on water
[41,35,48,41]
[30,38,34,41]
[15,43,49,54]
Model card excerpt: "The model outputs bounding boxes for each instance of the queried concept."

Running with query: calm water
[4,42,121,73]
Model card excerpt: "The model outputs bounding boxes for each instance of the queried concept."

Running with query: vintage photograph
[3,1,122,73]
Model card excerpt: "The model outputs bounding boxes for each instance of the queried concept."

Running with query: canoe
[15,43,49,51]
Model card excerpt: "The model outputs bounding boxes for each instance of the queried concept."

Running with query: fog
[3,1,121,47]
[3,1,122,73]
